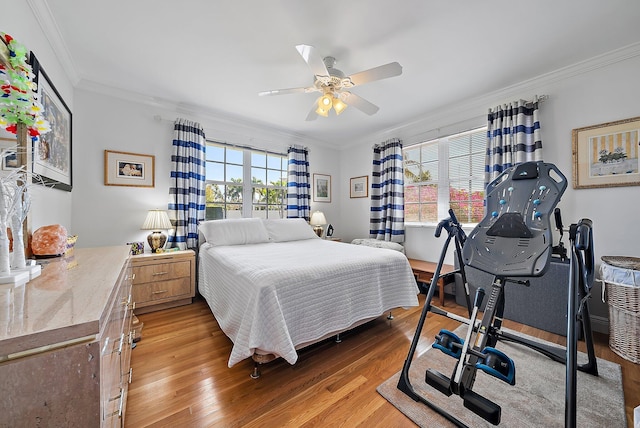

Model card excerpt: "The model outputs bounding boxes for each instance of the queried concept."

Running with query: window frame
[404,126,487,226]
[204,141,287,220]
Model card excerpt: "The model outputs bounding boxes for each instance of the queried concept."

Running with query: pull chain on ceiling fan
[258,44,403,121]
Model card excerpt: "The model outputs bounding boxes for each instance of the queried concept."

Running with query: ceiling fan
[259,44,402,120]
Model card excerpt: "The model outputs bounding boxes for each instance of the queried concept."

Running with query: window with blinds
[404,127,486,224]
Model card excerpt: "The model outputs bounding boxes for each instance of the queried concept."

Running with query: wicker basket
[602,257,640,364]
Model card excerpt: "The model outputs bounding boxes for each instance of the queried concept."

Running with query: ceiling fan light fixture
[315,105,330,117]
[332,97,347,115]
[319,94,333,108]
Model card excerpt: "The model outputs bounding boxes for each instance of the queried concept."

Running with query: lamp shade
[332,97,347,115]
[141,209,173,230]
[310,211,327,226]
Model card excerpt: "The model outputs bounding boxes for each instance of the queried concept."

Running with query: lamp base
[313,225,324,238]
[147,231,167,253]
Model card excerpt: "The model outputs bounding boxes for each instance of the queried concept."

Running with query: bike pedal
[425,368,452,396]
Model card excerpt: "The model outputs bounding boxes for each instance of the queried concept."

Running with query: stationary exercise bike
[397,161,598,427]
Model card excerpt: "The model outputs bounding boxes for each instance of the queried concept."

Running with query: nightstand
[131,249,196,314]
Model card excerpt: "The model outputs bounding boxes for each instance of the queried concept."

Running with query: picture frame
[313,173,331,202]
[572,116,640,189]
[350,175,369,198]
[2,150,18,170]
[30,52,73,192]
[104,150,155,187]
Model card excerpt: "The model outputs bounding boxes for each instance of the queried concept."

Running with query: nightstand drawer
[133,277,192,303]
[130,249,196,313]
[133,260,191,284]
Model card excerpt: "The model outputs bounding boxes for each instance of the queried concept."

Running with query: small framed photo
[572,116,640,189]
[104,150,155,187]
[2,150,18,170]
[350,175,369,198]
[313,173,331,202]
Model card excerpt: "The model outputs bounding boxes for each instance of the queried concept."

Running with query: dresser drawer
[133,277,192,303]
[132,260,191,284]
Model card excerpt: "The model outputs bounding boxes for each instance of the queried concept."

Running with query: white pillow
[198,218,270,246]
[263,218,319,242]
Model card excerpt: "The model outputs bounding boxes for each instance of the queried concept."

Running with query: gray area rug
[378,326,626,427]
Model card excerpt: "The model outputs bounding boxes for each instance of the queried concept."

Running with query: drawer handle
[128,367,133,384]
[108,389,122,402]
[107,388,124,417]
[117,333,125,355]
[152,271,168,276]
[152,290,168,294]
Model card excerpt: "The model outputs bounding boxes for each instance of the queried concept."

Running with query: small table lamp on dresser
[310,211,327,238]
[141,209,173,253]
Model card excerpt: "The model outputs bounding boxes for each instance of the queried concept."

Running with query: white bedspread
[198,239,419,367]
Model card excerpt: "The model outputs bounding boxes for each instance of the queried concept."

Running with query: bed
[198,218,419,372]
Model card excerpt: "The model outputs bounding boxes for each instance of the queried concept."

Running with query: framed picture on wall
[30,52,73,192]
[572,116,640,189]
[104,150,155,187]
[2,150,18,170]
[313,173,331,202]
[350,175,368,198]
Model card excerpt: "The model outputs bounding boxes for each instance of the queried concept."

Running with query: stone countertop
[0,246,131,359]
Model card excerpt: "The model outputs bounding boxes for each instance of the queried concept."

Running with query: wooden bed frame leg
[387,311,394,320]
[250,363,261,379]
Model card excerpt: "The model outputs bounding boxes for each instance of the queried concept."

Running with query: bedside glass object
[128,241,144,255]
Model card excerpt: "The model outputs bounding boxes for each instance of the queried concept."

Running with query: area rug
[377,326,626,427]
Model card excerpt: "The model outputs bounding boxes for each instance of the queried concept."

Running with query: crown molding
[27,0,81,85]
[349,41,640,148]
[75,79,333,150]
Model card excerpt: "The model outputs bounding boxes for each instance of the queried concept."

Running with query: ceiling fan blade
[342,92,379,116]
[258,86,316,96]
[296,44,329,78]
[345,62,403,87]
[305,98,319,121]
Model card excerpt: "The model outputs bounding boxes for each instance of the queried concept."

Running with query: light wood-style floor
[125,294,639,427]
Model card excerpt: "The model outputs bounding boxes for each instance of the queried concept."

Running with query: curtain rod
[153,115,296,156]
[206,139,293,157]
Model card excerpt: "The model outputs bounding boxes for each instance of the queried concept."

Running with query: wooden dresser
[130,249,196,314]
[0,246,133,427]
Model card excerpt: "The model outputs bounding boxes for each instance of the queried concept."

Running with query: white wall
[1,3,74,231]
[338,50,640,331]
[71,89,341,251]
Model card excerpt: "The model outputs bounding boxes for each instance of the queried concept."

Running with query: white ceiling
[35,0,640,146]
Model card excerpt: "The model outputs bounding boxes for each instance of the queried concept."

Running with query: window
[404,127,486,224]
[204,141,287,220]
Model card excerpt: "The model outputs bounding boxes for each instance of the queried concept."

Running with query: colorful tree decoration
[0,33,50,141]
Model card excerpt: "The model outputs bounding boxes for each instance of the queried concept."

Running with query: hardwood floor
[125,294,639,427]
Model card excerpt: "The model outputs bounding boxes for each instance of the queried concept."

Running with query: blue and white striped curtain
[485,98,543,186]
[286,145,310,220]
[370,138,405,242]
[167,118,206,249]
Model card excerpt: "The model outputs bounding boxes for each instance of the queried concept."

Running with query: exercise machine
[397,161,598,427]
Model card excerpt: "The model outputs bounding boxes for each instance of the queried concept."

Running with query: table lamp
[141,209,173,253]
[310,211,327,238]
